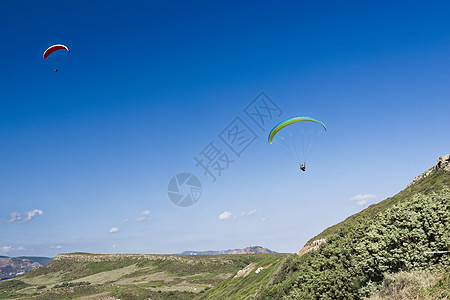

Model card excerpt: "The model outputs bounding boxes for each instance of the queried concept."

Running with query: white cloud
[50,245,63,249]
[0,246,23,255]
[23,209,43,222]
[350,194,377,206]
[136,210,152,222]
[219,211,232,220]
[7,209,43,223]
[7,212,22,223]
[109,227,119,233]
[241,209,257,217]
[0,246,13,255]
[248,209,257,216]
[123,218,129,223]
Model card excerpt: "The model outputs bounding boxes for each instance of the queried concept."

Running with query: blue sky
[1,0,450,256]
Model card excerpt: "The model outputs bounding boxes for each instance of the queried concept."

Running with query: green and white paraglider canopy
[268,116,327,144]
[268,116,327,169]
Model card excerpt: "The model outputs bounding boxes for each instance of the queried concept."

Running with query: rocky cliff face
[407,154,450,188]
[0,256,52,281]
[437,154,450,171]
[298,238,326,256]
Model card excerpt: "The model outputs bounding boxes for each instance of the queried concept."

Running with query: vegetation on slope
[0,279,30,299]
[257,186,450,299]
[195,254,286,299]
[366,270,450,299]
[308,169,450,244]
[2,253,287,299]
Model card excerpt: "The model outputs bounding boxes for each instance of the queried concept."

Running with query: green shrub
[258,187,450,299]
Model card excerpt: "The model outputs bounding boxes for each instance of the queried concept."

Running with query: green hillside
[0,253,287,299]
[307,167,450,245]
[195,254,285,299]
[255,166,450,299]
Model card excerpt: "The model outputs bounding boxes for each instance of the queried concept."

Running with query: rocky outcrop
[233,262,274,278]
[407,154,450,188]
[437,154,450,171]
[297,238,326,256]
[234,262,257,278]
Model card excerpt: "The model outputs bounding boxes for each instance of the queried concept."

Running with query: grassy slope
[195,254,287,299]
[0,253,287,299]
[307,169,450,244]
[250,168,450,299]
[366,270,450,299]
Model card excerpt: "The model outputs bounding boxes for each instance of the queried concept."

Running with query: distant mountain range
[0,256,53,281]
[179,246,276,255]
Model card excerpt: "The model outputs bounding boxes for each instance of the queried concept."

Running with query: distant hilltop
[228,246,276,254]
[180,246,276,255]
[0,256,52,281]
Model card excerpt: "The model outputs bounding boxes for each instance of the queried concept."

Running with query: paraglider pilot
[300,163,306,172]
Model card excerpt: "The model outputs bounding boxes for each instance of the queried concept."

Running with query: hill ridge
[180,246,276,255]
[298,154,450,255]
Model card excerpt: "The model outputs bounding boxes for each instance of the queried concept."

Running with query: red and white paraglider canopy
[43,44,70,59]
